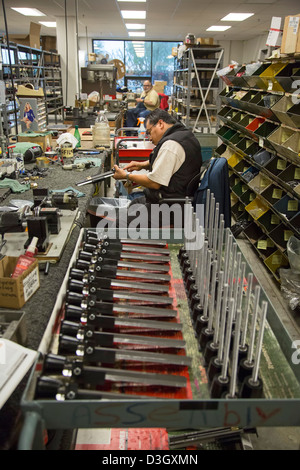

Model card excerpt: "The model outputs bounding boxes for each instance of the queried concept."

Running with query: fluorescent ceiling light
[206,25,231,31]
[11,7,45,16]
[125,23,145,29]
[221,13,254,21]
[132,41,145,44]
[121,10,146,19]
[118,0,146,2]
[128,31,145,37]
[39,22,56,28]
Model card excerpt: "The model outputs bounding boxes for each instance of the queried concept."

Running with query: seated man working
[113,109,202,226]
[125,80,160,128]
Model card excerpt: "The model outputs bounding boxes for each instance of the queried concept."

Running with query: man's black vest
[145,122,202,202]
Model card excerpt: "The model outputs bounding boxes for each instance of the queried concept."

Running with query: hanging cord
[1,0,18,137]
[75,0,80,97]
[64,0,68,104]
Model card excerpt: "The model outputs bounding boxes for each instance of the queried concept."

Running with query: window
[92,39,181,94]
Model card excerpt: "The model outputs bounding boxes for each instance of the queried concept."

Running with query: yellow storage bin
[245,197,269,220]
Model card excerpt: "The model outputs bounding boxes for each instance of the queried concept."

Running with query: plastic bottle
[11,237,38,278]
[74,125,81,148]
[93,111,111,147]
[138,117,146,139]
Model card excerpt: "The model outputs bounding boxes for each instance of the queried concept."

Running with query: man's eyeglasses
[146,123,157,136]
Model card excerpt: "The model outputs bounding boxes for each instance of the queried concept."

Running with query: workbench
[0,154,108,449]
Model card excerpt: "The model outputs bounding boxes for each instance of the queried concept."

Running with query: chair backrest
[193,157,231,228]
[186,160,211,197]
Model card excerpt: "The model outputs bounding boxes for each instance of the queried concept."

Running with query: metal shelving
[0,41,64,136]
[216,59,300,283]
[171,46,224,132]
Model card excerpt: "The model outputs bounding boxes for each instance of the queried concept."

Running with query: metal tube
[212,203,219,260]
[223,232,233,286]
[233,253,242,317]
[216,215,225,274]
[246,285,261,364]
[217,283,229,362]
[228,308,242,397]
[207,260,218,332]
[212,271,224,345]
[240,273,253,348]
[204,189,210,238]
[228,243,237,300]
[202,250,212,317]
[220,297,235,380]
[208,194,215,249]
[251,301,268,384]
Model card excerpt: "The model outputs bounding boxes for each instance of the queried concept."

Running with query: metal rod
[199,241,208,305]
[240,273,253,349]
[217,283,229,362]
[228,243,237,300]
[228,308,242,397]
[204,189,210,238]
[251,301,268,384]
[237,262,246,312]
[216,215,225,274]
[202,250,212,319]
[233,253,242,317]
[223,232,233,286]
[212,271,224,345]
[212,202,219,260]
[220,297,235,380]
[246,285,261,364]
[207,260,218,332]
[208,194,215,249]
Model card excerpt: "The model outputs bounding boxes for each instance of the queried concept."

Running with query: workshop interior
[0,0,299,452]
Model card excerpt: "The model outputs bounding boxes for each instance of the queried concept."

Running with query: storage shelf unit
[171,45,224,132]
[0,42,64,136]
[216,59,300,283]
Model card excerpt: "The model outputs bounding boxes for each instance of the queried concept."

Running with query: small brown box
[197,37,214,45]
[41,35,57,52]
[18,131,52,151]
[281,14,300,54]
[0,257,40,309]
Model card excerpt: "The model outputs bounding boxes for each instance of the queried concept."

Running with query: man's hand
[112,165,127,180]
[123,160,149,172]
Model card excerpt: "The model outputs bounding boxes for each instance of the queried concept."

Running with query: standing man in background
[125,80,160,128]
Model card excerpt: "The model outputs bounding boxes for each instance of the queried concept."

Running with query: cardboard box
[281,14,300,53]
[18,131,52,151]
[41,35,57,52]
[197,37,214,45]
[88,53,97,62]
[0,257,40,309]
[153,80,167,93]
[9,22,41,49]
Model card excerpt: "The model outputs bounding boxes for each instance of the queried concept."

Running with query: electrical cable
[1,0,18,137]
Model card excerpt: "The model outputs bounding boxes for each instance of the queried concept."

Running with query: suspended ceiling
[0,0,299,42]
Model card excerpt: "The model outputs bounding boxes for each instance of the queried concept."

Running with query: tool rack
[16,221,300,450]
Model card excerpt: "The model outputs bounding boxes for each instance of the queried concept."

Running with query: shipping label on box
[0,257,40,309]
[281,14,300,53]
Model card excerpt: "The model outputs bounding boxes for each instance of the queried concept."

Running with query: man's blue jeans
[125,102,151,127]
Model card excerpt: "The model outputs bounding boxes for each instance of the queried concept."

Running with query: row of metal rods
[179,192,268,398]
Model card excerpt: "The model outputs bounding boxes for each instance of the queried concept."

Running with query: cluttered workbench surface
[0,141,110,449]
